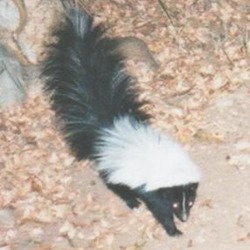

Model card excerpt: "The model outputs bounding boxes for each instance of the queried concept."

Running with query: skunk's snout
[180,213,188,222]
[173,205,189,222]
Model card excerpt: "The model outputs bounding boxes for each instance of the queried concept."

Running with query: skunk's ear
[191,183,199,190]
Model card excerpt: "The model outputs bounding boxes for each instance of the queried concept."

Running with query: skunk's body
[42,8,201,236]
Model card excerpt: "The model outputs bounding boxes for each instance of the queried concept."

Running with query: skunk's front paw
[126,198,141,209]
[167,228,183,237]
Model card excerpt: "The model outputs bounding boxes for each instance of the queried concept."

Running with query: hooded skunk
[42,7,201,236]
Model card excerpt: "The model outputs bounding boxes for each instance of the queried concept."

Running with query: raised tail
[42,8,148,160]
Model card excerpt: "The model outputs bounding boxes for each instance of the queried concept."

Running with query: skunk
[42,7,201,236]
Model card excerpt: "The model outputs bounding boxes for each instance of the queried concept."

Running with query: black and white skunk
[42,7,201,236]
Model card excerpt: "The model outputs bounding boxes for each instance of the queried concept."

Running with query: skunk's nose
[180,213,188,222]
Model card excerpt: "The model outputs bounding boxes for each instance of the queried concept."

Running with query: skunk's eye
[172,202,179,209]
[188,201,194,207]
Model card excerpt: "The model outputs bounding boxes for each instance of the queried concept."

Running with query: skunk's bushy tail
[42,8,148,160]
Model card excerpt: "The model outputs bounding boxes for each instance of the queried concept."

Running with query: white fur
[95,116,201,191]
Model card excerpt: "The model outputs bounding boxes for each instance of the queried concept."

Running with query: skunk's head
[158,183,199,222]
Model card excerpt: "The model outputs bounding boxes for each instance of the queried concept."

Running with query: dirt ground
[0,0,249,249]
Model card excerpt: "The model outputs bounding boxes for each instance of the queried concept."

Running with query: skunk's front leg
[137,190,182,236]
[106,183,141,209]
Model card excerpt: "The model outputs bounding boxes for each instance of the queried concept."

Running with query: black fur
[42,9,148,160]
[107,183,141,209]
